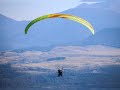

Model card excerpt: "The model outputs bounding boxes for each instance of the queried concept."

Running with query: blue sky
[0,0,120,21]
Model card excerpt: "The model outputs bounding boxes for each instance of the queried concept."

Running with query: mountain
[82,28,120,47]
[0,5,120,51]
[0,14,28,51]
[64,6,120,31]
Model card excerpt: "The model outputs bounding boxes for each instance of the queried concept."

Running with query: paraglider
[24,13,95,35]
[58,67,63,77]
[24,13,95,77]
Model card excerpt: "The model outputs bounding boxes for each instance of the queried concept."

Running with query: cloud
[0,0,100,21]
[80,1,101,5]
[81,0,120,14]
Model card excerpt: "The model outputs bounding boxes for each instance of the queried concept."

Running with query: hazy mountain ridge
[82,28,120,47]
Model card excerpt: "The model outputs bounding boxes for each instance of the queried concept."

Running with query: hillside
[82,28,120,47]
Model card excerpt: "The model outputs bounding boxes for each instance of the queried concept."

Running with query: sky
[0,0,120,21]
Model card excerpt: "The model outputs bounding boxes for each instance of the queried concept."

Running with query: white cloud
[80,1,100,4]
[81,0,120,14]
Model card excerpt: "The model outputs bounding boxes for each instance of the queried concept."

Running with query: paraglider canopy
[24,13,95,35]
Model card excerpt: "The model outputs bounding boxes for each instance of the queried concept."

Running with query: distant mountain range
[0,5,120,51]
[82,28,120,48]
